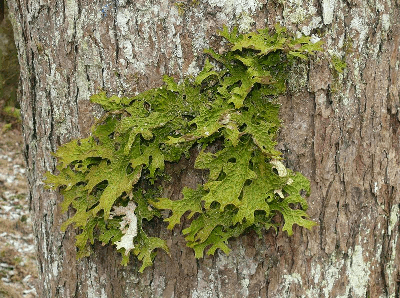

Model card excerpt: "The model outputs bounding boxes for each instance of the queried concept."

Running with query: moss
[174,2,186,15]
[36,41,44,54]
[287,62,309,93]
[329,54,347,94]
[174,0,203,15]
[343,36,354,55]
[331,54,347,74]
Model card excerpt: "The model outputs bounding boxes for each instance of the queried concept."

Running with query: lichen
[385,204,399,297]
[282,0,317,25]
[205,0,261,16]
[382,14,391,31]
[388,204,399,236]
[347,245,371,297]
[45,25,322,272]
[237,12,255,33]
[321,0,336,25]
[349,9,369,52]
[112,201,138,255]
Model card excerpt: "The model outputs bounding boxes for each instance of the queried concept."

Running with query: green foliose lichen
[45,24,322,272]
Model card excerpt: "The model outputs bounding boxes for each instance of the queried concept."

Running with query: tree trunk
[7,0,400,297]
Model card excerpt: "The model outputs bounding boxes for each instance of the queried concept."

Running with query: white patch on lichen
[205,0,260,15]
[41,221,48,260]
[343,56,362,101]
[281,272,303,294]
[386,234,398,298]
[347,245,370,297]
[350,10,369,51]
[191,288,215,298]
[321,0,336,25]
[270,159,287,177]
[65,0,79,42]
[76,58,92,101]
[122,40,134,63]
[282,0,317,25]
[274,189,284,198]
[375,242,382,262]
[240,278,250,296]
[100,288,106,298]
[270,159,294,198]
[320,252,344,297]
[311,263,321,284]
[284,272,303,285]
[112,201,138,255]
[192,26,208,53]
[237,254,258,277]
[301,16,322,36]
[376,0,386,12]
[215,249,232,268]
[52,261,58,277]
[174,34,183,58]
[116,8,131,34]
[238,13,255,33]
[151,274,165,296]
[388,204,399,236]
[186,60,200,77]
[374,181,379,194]
[305,288,320,298]
[316,92,326,105]
[192,268,218,298]
[382,14,390,31]
[87,263,100,298]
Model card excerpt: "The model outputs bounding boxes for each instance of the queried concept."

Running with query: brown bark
[7,0,400,297]
[0,0,4,23]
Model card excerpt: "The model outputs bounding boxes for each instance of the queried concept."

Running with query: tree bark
[7,0,400,297]
[0,0,4,23]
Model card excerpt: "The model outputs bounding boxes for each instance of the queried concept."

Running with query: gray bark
[7,0,400,297]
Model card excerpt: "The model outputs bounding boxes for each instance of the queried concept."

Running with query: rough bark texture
[7,0,400,297]
[0,0,4,22]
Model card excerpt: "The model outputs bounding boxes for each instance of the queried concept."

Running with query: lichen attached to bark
[45,24,322,272]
